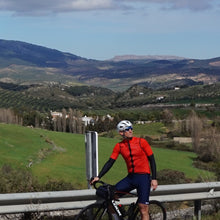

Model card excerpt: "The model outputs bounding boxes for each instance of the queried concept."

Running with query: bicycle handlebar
[93,180,106,189]
[92,180,137,197]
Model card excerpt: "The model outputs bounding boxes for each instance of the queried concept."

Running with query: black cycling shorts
[115,173,151,205]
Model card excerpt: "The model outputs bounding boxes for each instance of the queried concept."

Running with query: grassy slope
[0,123,214,189]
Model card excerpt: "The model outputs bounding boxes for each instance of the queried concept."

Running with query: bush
[0,164,40,193]
[144,136,154,145]
[42,178,75,191]
[157,169,192,184]
[0,164,75,193]
[213,161,220,181]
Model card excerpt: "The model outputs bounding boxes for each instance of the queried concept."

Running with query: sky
[0,0,220,60]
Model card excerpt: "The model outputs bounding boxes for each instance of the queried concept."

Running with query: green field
[0,123,214,189]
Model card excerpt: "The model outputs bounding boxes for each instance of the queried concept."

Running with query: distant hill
[109,54,186,62]
[0,39,84,68]
[1,79,220,112]
[0,39,220,91]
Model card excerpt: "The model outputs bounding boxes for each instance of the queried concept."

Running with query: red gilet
[110,137,153,174]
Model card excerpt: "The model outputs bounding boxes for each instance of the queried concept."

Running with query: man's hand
[90,176,100,185]
[151,179,158,191]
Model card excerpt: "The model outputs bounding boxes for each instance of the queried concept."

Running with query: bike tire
[75,202,113,220]
[133,200,166,220]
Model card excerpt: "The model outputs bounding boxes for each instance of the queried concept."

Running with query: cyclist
[91,120,158,220]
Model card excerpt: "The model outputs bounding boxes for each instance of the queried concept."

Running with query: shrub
[213,161,220,181]
[157,169,192,184]
[0,164,75,193]
[42,178,75,191]
[0,164,40,193]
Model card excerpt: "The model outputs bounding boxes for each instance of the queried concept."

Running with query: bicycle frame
[76,181,166,220]
[108,196,139,220]
[94,181,140,219]
[111,199,123,217]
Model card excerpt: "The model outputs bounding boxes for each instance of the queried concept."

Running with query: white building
[81,115,94,126]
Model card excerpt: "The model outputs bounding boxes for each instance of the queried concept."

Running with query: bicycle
[75,181,166,220]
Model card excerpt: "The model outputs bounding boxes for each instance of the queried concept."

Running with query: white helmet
[117,120,133,132]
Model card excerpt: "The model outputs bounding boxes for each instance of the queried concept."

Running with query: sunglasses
[124,126,133,131]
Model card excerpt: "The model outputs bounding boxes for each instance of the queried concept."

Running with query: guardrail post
[194,199,201,220]
[24,212,32,219]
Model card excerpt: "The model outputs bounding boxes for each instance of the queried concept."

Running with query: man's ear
[119,131,123,135]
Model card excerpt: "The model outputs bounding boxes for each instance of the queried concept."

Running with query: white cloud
[161,0,213,11]
[0,0,217,16]
[122,0,215,11]
[66,0,114,10]
[0,0,120,15]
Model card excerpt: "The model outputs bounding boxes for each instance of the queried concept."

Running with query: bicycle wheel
[133,200,166,220]
[75,202,112,220]
[149,200,166,220]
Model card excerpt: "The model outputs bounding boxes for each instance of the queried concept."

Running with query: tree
[75,110,84,134]
[0,108,22,124]
[161,108,174,125]
[56,116,62,132]
[187,111,203,153]
[68,108,74,133]
[44,112,54,130]
[62,108,67,132]
[199,127,220,162]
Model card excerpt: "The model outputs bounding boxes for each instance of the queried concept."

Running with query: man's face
[119,126,133,138]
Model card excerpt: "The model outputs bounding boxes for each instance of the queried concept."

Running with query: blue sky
[0,0,220,60]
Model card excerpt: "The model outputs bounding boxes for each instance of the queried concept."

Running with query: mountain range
[0,39,220,91]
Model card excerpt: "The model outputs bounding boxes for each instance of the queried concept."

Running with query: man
[91,120,158,220]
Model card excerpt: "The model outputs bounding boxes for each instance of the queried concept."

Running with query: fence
[0,182,219,219]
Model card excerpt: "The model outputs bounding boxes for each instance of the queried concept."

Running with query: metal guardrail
[0,182,219,215]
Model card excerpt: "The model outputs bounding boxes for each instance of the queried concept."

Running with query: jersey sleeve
[140,138,153,156]
[110,143,120,160]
